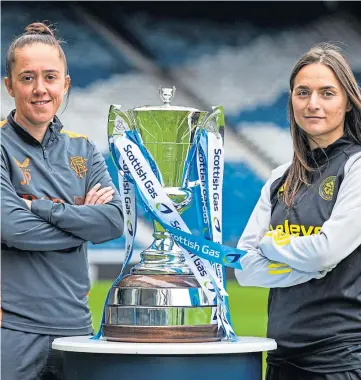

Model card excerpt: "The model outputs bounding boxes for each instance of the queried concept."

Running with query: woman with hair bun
[234,43,361,379]
[1,22,124,379]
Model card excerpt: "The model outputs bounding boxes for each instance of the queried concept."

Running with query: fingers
[94,188,115,205]
[22,198,32,209]
[98,193,114,205]
[84,184,115,205]
[84,183,101,204]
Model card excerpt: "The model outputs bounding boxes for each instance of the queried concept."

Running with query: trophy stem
[131,219,192,275]
[152,220,168,244]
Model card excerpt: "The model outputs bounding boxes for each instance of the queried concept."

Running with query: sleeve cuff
[31,199,54,223]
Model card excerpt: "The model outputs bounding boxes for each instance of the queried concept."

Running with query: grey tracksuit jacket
[236,135,361,372]
[1,110,124,335]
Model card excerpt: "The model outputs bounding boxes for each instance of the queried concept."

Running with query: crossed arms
[1,147,124,252]
[235,154,361,288]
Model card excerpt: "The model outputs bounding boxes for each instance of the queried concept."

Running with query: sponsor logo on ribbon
[213,217,221,233]
[222,253,242,265]
[156,203,174,214]
[127,220,134,236]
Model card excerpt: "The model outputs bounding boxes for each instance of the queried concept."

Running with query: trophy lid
[133,86,202,112]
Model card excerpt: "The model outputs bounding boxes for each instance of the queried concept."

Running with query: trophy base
[102,274,220,343]
[102,324,220,343]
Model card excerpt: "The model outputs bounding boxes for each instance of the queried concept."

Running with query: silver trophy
[103,87,225,342]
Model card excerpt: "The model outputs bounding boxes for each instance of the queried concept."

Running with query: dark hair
[5,22,71,108]
[283,42,361,207]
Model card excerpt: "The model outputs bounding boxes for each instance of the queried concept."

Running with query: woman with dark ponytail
[1,22,124,379]
[235,43,361,379]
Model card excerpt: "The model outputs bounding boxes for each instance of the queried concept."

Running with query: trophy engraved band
[103,87,225,342]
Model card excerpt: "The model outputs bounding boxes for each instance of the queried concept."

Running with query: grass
[88,280,270,377]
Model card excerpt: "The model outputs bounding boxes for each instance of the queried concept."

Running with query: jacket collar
[7,109,63,145]
[306,135,355,167]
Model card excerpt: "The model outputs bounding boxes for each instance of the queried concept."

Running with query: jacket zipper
[42,146,52,170]
[42,131,56,171]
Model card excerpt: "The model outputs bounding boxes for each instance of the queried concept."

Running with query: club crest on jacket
[70,156,88,179]
[319,176,336,201]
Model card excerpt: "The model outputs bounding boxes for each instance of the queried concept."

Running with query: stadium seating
[2,3,361,279]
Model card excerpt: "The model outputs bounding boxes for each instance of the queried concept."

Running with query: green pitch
[88,280,270,377]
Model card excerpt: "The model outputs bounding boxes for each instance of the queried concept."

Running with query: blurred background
[2,0,361,367]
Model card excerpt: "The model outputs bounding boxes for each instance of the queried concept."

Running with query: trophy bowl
[103,87,225,342]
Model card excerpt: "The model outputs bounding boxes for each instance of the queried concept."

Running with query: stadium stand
[2,2,361,280]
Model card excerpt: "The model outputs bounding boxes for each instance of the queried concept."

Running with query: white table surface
[53,336,276,355]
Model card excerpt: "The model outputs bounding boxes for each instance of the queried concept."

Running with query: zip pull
[45,130,56,150]
[42,146,52,171]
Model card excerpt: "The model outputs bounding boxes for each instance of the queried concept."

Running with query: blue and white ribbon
[97,111,247,341]
[197,130,234,338]
[205,132,225,327]
[158,224,246,270]
[116,134,226,300]
[118,160,137,278]
[114,131,244,340]
[93,117,138,340]
[196,135,211,240]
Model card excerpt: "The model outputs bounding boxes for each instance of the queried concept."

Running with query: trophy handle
[185,106,225,190]
[108,105,134,137]
[108,105,135,172]
[202,105,225,144]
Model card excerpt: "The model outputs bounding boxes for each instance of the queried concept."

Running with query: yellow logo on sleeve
[267,262,292,275]
[266,229,291,246]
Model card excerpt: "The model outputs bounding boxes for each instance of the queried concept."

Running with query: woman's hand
[84,183,115,205]
[23,198,32,209]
